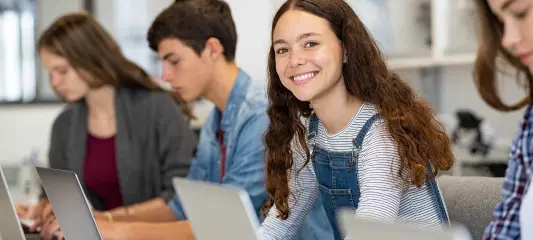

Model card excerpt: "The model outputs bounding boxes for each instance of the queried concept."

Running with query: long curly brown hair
[262,0,454,220]
[473,0,533,111]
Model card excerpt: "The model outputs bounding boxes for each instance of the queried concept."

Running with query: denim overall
[308,113,450,240]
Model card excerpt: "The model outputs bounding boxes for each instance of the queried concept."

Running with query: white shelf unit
[382,0,477,70]
[387,53,476,70]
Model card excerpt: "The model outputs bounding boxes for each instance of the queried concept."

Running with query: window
[0,0,42,103]
[0,0,57,103]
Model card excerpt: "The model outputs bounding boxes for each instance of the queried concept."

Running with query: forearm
[260,163,318,239]
[113,221,195,240]
[36,198,49,207]
[103,197,176,222]
[34,198,50,216]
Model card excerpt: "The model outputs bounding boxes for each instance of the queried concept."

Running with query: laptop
[337,209,472,240]
[36,167,102,240]
[0,165,40,240]
[172,177,261,240]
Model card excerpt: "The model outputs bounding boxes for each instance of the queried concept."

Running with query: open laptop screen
[36,167,102,240]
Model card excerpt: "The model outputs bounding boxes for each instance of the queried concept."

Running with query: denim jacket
[169,69,333,240]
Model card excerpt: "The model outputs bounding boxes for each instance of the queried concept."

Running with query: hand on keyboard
[39,215,63,240]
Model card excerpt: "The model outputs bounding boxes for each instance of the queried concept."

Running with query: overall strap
[307,113,320,141]
[350,114,380,169]
[352,114,380,149]
[345,113,380,214]
[425,164,451,227]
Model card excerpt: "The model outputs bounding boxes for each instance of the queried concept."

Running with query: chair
[437,175,504,240]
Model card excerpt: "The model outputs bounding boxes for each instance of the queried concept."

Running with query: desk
[0,234,39,240]
[24,234,40,240]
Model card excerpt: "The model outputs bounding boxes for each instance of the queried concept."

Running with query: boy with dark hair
[83,0,333,239]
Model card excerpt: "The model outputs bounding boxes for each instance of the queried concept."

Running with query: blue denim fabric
[308,113,448,240]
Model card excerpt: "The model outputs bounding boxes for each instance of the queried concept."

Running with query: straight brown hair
[38,11,193,118]
[474,0,533,111]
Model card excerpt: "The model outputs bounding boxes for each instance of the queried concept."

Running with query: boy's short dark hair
[147,0,237,61]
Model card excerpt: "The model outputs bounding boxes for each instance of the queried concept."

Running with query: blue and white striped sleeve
[258,146,319,240]
[355,120,405,222]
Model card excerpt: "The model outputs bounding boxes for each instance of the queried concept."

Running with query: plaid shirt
[484,104,533,240]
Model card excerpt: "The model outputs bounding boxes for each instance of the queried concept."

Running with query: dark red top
[83,134,123,210]
[218,115,227,182]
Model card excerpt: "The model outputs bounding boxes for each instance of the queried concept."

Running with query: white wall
[228,0,272,86]
[0,105,64,165]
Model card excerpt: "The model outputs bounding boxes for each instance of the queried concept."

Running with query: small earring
[343,53,348,63]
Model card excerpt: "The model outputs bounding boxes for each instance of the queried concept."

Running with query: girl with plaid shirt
[475,0,533,239]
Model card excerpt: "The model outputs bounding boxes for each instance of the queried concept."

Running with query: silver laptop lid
[338,209,458,240]
[172,177,261,240]
[0,165,26,240]
[36,167,102,240]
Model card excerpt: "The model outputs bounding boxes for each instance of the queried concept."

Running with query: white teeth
[293,72,317,81]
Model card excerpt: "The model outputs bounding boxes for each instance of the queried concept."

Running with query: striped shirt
[259,103,446,239]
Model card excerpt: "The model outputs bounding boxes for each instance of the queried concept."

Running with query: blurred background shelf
[388,53,476,70]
